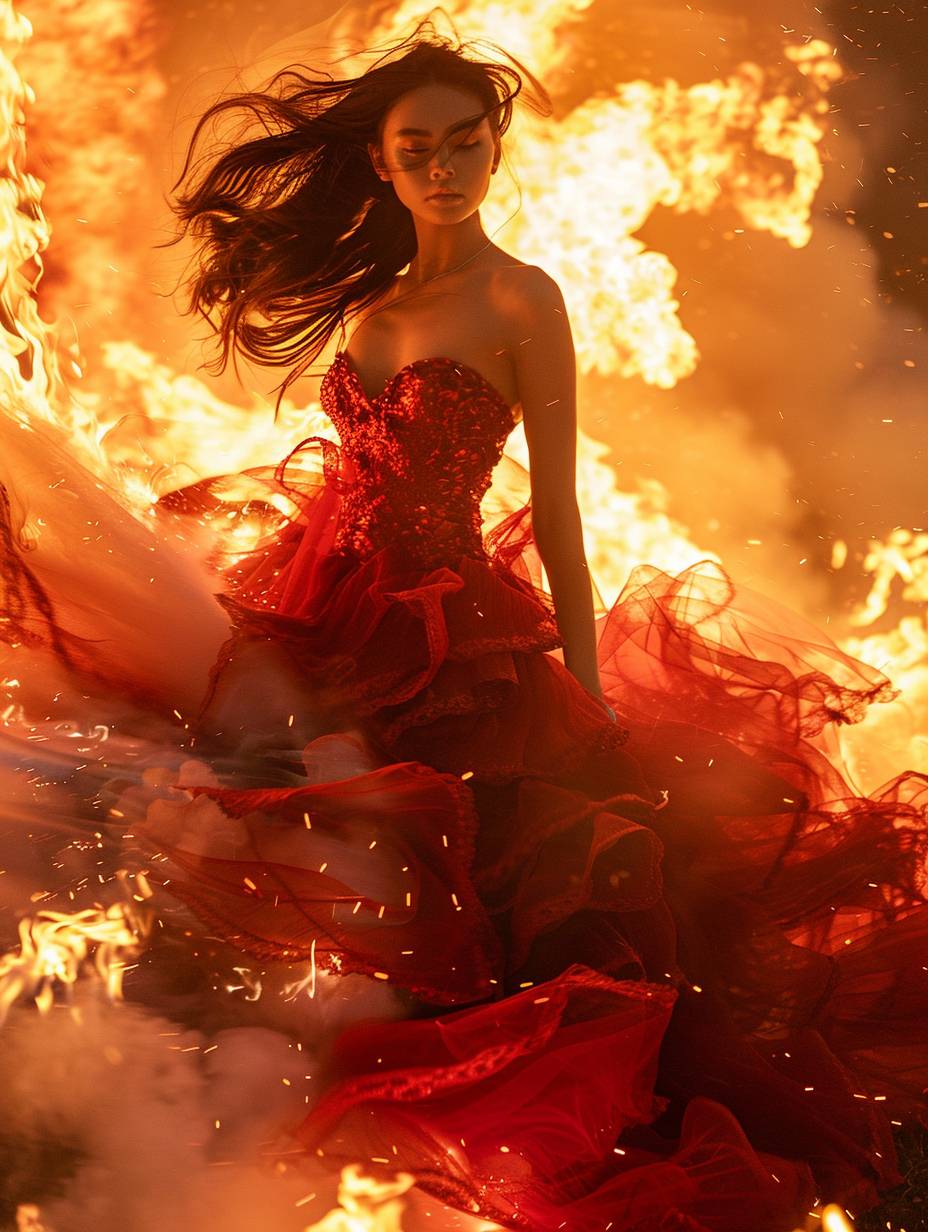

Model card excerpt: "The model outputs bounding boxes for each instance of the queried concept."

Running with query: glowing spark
[283,937,318,1001]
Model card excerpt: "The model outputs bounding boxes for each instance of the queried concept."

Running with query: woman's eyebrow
[394,118,483,139]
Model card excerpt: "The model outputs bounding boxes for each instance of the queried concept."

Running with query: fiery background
[1,0,926,1227]
[18,0,928,790]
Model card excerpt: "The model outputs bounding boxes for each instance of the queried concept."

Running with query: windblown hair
[166,17,551,417]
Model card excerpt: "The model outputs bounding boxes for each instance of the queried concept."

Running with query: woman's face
[369,83,500,221]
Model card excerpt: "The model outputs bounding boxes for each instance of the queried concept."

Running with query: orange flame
[831,527,928,790]
[0,869,154,1022]
[821,1203,856,1231]
[15,1205,49,1232]
[302,1165,414,1231]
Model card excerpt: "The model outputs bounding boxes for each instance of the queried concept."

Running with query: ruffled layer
[160,436,634,787]
[133,736,504,1004]
[296,965,819,1232]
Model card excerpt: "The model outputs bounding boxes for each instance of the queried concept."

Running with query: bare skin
[342,261,527,422]
[342,82,606,707]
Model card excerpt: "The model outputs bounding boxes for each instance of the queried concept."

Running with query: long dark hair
[166,17,551,418]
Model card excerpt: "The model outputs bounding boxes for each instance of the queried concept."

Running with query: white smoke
[0,974,408,1231]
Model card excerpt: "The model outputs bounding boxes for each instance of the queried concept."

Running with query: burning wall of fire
[0,0,924,1227]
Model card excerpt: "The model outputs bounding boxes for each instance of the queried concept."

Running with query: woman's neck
[406,214,492,284]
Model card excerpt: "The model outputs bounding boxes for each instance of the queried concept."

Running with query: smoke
[0,734,410,1230]
[0,993,319,1230]
[0,965,409,1230]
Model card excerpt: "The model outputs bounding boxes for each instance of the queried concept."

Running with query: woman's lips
[428,191,463,201]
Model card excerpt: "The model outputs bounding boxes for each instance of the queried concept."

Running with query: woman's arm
[504,267,604,701]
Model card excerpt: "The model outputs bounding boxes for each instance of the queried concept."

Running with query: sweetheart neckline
[332,349,521,422]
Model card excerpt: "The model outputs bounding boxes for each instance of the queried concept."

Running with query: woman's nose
[429,143,456,173]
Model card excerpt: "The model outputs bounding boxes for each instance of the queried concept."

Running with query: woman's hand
[587,689,617,723]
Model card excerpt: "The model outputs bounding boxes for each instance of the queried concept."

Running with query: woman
[2,24,927,1232]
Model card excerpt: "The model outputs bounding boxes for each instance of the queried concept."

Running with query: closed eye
[402,142,480,154]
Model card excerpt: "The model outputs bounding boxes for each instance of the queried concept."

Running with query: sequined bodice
[320,351,517,567]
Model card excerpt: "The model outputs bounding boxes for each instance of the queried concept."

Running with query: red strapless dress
[1,349,926,1230]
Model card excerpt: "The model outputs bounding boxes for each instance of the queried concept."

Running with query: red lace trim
[302,965,675,1109]
[446,620,563,661]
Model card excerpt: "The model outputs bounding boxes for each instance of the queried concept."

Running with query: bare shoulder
[485,263,572,372]
[490,261,566,319]
[482,261,576,429]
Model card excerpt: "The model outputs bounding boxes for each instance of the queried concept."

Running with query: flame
[479,53,836,386]
[0,3,64,413]
[502,421,714,606]
[18,0,167,352]
[833,527,928,788]
[301,1164,501,1231]
[847,527,928,628]
[302,1165,415,1231]
[15,1206,49,1232]
[820,1204,856,1231]
[0,869,154,1023]
[283,935,320,1001]
[0,0,132,573]
[367,0,595,82]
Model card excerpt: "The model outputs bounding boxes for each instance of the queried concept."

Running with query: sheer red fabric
[1,352,926,1230]
[295,968,819,1232]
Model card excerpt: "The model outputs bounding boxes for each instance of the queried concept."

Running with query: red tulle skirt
[2,426,927,1231]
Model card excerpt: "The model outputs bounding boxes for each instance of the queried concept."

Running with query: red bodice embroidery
[321,351,517,567]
